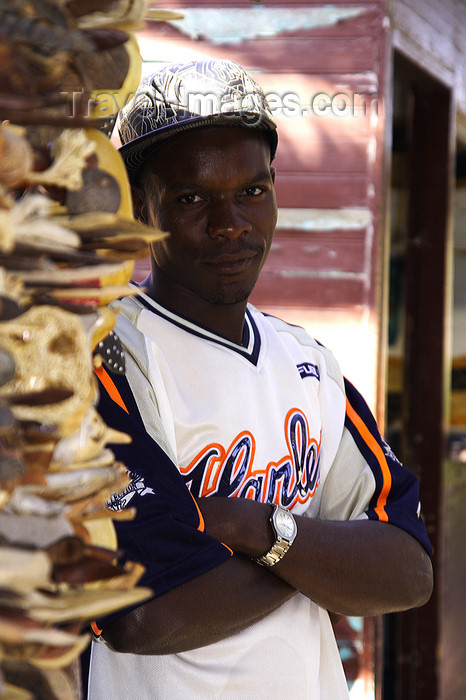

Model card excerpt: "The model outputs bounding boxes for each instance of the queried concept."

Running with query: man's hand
[196,495,276,558]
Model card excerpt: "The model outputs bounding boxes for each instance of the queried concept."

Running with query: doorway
[384,51,454,699]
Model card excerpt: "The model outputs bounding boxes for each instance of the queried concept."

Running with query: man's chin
[202,287,252,307]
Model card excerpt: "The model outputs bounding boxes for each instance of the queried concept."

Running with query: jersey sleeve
[319,377,432,557]
[92,365,232,632]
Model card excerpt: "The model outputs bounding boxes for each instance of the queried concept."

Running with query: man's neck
[141,271,248,345]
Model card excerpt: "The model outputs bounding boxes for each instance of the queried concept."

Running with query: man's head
[118,59,278,320]
[138,125,277,309]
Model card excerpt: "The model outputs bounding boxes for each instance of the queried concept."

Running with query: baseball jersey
[88,290,431,700]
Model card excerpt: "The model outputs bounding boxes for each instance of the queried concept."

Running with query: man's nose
[207,199,252,239]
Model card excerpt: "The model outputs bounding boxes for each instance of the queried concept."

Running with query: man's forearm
[197,497,433,617]
[102,497,433,655]
[271,517,433,616]
[102,552,295,655]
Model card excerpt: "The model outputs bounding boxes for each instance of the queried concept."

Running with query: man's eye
[244,186,265,197]
[179,193,202,204]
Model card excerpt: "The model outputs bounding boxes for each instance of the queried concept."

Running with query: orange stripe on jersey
[94,365,129,414]
[345,398,391,522]
[188,491,234,556]
[91,620,102,636]
[221,542,234,556]
[189,490,205,531]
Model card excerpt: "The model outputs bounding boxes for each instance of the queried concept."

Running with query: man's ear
[270,166,276,183]
[132,187,148,223]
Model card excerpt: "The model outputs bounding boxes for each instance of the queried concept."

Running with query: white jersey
[88,291,430,700]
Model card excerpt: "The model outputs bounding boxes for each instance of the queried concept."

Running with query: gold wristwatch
[255,505,297,567]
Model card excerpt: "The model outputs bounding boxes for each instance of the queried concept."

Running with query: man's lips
[201,249,261,273]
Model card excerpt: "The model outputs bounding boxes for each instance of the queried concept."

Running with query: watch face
[275,510,296,539]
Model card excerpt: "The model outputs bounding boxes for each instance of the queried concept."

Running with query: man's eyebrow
[166,182,199,192]
[167,170,273,191]
[247,169,274,183]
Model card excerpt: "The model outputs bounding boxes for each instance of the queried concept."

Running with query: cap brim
[119,113,278,184]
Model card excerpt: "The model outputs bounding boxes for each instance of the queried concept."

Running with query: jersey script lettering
[180,408,321,508]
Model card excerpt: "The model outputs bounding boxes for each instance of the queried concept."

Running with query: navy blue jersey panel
[344,378,432,557]
[94,370,232,631]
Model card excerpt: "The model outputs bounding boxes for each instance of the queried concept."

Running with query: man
[88,59,432,699]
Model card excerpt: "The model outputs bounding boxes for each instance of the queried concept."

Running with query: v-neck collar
[133,286,262,366]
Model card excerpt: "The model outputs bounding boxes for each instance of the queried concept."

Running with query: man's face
[143,126,277,308]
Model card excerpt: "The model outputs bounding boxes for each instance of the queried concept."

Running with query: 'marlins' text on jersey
[180,408,321,508]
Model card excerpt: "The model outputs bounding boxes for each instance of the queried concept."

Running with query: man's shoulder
[111,292,145,324]
[108,294,150,371]
[248,304,344,389]
[248,304,322,350]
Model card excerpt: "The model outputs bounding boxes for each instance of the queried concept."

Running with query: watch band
[255,505,297,567]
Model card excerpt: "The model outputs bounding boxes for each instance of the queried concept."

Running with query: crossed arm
[102,496,433,655]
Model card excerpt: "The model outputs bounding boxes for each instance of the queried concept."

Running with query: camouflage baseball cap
[118,59,278,183]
